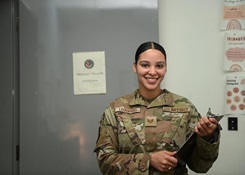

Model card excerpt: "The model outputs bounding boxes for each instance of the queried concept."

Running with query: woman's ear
[133,62,136,72]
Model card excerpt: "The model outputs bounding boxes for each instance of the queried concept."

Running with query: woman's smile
[145,76,159,83]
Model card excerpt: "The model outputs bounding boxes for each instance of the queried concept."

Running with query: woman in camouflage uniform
[94,41,220,175]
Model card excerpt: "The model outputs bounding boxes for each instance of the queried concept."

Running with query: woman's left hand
[194,116,218,139]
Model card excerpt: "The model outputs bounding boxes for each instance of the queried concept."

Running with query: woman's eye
[141,63,149,68]
[156,64,164,68]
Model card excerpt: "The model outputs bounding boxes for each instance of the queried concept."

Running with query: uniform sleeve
[94,106,151,175]
[186,105,221,173]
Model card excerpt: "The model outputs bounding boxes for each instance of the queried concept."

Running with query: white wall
[159,1,245,175]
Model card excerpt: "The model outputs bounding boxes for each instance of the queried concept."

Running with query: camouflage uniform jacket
[94,89,220,175]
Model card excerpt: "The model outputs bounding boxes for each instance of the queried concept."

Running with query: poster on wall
[224,31,245,71]
[73,51,106,95]
[225,75,245,114]
[221,0,245,30]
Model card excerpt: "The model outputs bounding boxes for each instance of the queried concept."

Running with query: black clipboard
[175,108,224,165]
[175,132,196,165]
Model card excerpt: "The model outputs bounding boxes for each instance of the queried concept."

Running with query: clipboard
[175,132,196,165]
[175,108,224,165]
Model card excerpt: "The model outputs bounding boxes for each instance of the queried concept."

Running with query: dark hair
[135,41,167,63]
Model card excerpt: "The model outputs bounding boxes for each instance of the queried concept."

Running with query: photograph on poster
[225,75,245,114]
[221,0,245,30]
[72,51,106,95]
[224,31,245,71]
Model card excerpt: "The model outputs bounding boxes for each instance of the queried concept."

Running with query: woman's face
[133,49,167,96]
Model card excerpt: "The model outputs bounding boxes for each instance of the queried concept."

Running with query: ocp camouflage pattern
[94,89,220,175]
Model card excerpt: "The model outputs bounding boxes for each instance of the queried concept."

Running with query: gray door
[19,0,158,174]
[0,0,19,174]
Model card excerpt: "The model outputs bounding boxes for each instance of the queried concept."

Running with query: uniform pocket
[121,116,143,147]
[161,107,190,149]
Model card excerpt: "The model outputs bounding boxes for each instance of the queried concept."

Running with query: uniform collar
[128,89,174,107]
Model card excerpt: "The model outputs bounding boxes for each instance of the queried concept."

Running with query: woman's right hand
[150,150,178,172]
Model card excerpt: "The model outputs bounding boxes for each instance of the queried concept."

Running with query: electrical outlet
[228,117,238,131]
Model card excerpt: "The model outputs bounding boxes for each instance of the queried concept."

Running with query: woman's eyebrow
[156,61,166,64]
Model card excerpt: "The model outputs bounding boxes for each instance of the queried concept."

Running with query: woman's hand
[150,150,178,172]
[195,116,218,140]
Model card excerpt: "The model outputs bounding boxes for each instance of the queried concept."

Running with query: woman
[94,41,220,175]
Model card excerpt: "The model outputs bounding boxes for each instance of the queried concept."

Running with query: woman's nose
[148,66,156,75]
